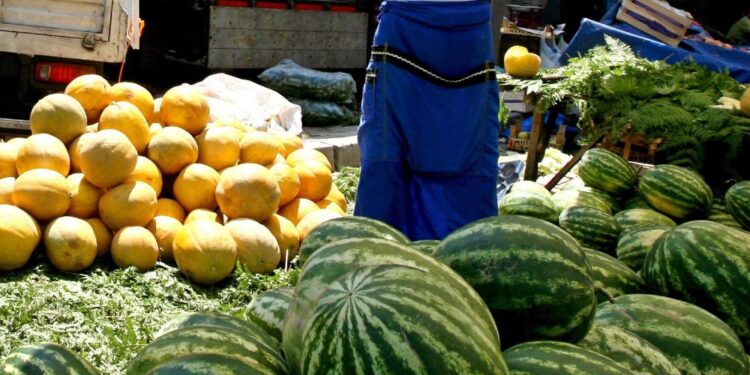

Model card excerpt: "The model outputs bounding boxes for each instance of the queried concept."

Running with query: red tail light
[34,62,97,85]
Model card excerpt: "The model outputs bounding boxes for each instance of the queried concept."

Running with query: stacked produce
[0,74,348,284]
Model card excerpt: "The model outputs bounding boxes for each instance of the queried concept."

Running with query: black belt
[370,45,496,88]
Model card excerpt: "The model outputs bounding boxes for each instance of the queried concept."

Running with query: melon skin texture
[29,93,88,144]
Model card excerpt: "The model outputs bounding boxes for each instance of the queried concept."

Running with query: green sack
[291,98,360,127]
[259,59,357,104]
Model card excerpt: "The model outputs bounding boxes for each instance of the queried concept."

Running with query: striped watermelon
[578,148,637,196]
[283,238,499,372]
[503,341,632,375]
[583,248,643,303]
[595,294,749,375]
[126,326,287,375]
[144,353,267,375]
[247,287,295,340]
[578,186,621,214]
[709,203,743,229]
[577,322,680,375]
[155,312,273,341]
[614,208,677,232]
[410,240,440,255]
[509,180,552,198]
[615,225,672,270]
[642,221,750,348]
[725,181,750,229]
[299,264,509,374]
[297,216,409,266]
[559,206,621,254]
[623,196,651,210]
[434,215,596,348]
[0,343,99,375]
[498,191,558,223]
[551,190,612,215]
[638,165,713,219]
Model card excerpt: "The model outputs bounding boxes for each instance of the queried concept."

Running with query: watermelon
[299,264,509,374]
[638,165,713,219]
[297,216,409,266]
[246,287,295,340]
[144,353,267,375]
[509,180,552,198]
[155,312,273,341]
[559,206,621,254]
[709,203,743,229]
[623,196,651,210]
[596,294,749,375]
[0,343,99,375]
[726,181,750,229]
[283,238,499,372]
[434,215,596,348]
[642,221,750,348]
[583,248,643,303]
[126,326,287,375]
[578,148,637,196]
[410,240,440,255]
[551,190,612,215]
[498,191,558,223]
[614,208,677,232]
[615,225,672,270]
[578,186,620,214]
[577,322,680,375]
[503,341,633,375]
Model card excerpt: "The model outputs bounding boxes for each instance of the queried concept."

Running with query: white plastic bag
[190,73,303,135]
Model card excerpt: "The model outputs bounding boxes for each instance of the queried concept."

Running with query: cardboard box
[616,0,691,46]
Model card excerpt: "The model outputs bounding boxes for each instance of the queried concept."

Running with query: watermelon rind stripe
[583,248,643,303]
[247,287,295,340]
[498,191,558,223]
[578,148,637,196]
[638,165,713,219]
[0,343,98,375]
[559,206,621,254]
[615,225,672,270]
[145,353,268,375]
[725,181,750,230]
[503,340,634,375]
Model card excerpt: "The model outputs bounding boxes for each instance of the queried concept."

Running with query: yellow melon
[274,132,303,158]
[85,217,112,257]
[296,209,342,242]
[86,124,98,133]
[153,98,162,124]
[111,82,155,122]
[0,177,14,205]
[216,164,280,221]
[504,46,542,79]
[12,169,71,221]
[172,220,237,285]
[146,216,182,263]
[225,218,280,274]
[263,213,300,264]
[44,216,97,272]
[155,198,187,222]
[0,142,19,178]
[111,226,159,272]
[98,101,151,154]
[160,84,210,135]
[240,131,282,166]
[66,173,103,219]
[124,156,163,197]
[64,75,112,124]
[741,87,750,117]
[184,208,222,224]
[0,205,41,271]
[278,198,319,226]
[286,148,332,171]
[213,118,247,134]
[29,93,88,144]
[7,138,24,147]
[16,133,70,176]
[316,199,346,215]
[79,129,138,188]
[149,123,163,137]
[173,163,220,212]
[324,183,347,211]
[268,154,287,167]
[67,133,92,173]
[294,159,332,201]
[99,181,157,231]
[146,126,199,175]
[269,163,300,207]
[196,126,241,171]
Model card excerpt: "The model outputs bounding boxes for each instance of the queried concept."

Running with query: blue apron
[354,0,500,240]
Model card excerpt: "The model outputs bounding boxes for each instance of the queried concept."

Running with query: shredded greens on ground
[499,36,750,184]
[334,166,360,214]
[0,255,297,374]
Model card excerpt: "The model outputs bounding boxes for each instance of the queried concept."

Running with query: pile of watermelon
[2,149,749,374]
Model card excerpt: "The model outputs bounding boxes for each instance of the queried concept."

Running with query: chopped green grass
[0,252,297,374]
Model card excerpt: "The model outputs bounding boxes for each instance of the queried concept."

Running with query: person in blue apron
[354,0,500,240]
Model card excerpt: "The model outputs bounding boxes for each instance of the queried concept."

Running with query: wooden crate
[599,131,663,163]
[507,120,566,152]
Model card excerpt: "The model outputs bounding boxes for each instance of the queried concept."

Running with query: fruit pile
[0,74,347,284]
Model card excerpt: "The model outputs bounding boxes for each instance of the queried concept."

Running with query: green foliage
[334,166,360,214]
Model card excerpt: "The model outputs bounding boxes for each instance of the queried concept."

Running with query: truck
[0,0,370,135]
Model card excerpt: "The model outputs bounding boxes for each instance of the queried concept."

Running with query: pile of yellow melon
[0,74,345,285]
